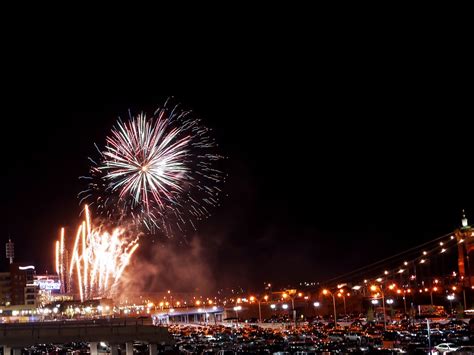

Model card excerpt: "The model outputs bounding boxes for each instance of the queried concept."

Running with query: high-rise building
[9,264,37,306]
[0,264,39,307]
[0,272,11,305]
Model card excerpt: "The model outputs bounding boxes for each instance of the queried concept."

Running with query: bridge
[0,318,173,355]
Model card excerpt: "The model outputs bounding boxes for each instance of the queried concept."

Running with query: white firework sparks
[81,102,223,236]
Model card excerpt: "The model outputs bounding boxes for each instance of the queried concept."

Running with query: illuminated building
[10,264,38,306]
[0,264,38,307]
[34,274,66,305]
[456,210,474,286]
[0,272,11,305]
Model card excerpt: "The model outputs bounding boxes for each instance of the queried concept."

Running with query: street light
[168,290,173,307]
[283,289,301,327]
[386,299,394,317]
[430,287,438,306]
[370,285,387,330]
[322,289,338,327]
[282,304,289,310]
[447,294,455,313]
[233,305,242,326]
[313,301,320,318]
[249,295,268,323]
[337,291,350,315]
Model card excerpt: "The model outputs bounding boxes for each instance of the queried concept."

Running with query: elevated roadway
[0,318,173,355]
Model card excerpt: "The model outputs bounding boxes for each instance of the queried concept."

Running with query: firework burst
[80,101,223,236]
[56,205,140,301]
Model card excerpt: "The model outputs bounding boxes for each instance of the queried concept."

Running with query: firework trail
[56,205,139,301]
[79,101,223,236]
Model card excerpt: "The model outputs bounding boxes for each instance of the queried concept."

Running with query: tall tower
[462,209,468,228]
[457,210,474,286]
[5,238,14,264]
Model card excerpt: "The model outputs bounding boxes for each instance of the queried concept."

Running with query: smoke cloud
[116,236,216,301]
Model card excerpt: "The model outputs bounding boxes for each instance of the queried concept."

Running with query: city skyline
[1,88,472,291]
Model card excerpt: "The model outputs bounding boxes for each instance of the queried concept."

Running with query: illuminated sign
[34,279,61,290]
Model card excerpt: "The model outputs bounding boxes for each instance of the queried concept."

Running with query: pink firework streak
[104,113,191,210]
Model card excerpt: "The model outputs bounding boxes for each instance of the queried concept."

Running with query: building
[34,273,71,305]
[0,264,39,307]
[0,272,11,305]
[10,264,37,306]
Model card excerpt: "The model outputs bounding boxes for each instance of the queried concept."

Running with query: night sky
[1,57,472,292]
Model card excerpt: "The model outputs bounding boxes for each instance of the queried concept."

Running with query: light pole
[403,288,412,318]
[337,291,350,316]
[270,303,276,318]
[370,285,386,330]
[386,298,394,320]
[447,294,455,314]
[313,302,320,318]
[249,295,268,323]
[282,303,289,325]
[371,298,379,320]
[463,288,467,310]
[323,289,338,327]
[233,305,242,326]
[430,287,438,306]
[283,290,300,327]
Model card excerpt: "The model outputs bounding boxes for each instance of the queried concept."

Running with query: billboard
[34,279,61,291]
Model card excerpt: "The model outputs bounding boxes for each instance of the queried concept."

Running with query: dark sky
[0,42,472,292]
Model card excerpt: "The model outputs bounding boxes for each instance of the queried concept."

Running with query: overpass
[0,318,173,355]
[153,305,225,324]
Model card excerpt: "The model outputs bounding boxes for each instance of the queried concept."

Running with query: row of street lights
[234,289,350,327]
[232,284,462,328]
[369,284,459,330]
[278,289,353,326]
[234,301,321,326]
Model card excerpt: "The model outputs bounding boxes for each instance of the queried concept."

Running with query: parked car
[345,331,362,343]
[434,343,459,352]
